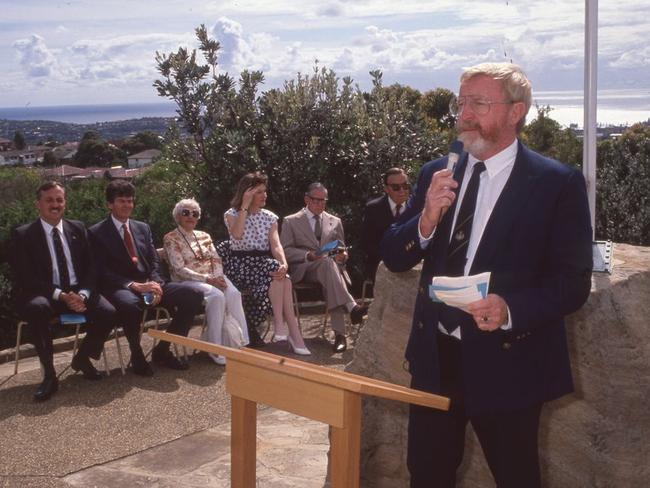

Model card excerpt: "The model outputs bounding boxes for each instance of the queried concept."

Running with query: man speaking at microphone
[381,63,592,487]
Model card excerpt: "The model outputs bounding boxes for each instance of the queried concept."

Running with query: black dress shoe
[333,333,347,353]
[152,349,189,370]
[34,376,59,402]
[350,304,368,325]
[71,354,103,380]
[131,349,154,377]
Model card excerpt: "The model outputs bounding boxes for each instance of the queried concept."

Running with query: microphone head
[446,140,464,171]
[449,139,464,156]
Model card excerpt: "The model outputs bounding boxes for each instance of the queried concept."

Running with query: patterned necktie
[52,228,71,291]
[314,214,322,241]
[395,204,402,219]
[122,224,139,266]
[445,161,486,276]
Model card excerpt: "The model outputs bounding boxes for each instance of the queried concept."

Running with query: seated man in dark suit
[89,180,203,376]
[11,181,115,401]
[361,167,410,282]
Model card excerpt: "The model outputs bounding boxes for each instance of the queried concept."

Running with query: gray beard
[458,131,490,159]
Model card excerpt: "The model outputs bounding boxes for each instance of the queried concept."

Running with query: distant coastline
[0,89,648,128]
[0,102,178,125]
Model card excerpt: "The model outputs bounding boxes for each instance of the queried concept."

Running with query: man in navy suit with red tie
[89,180,203,376]
[381,63,593,487]
[11,181,115,401]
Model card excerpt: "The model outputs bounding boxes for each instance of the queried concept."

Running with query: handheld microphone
[446,140,464,171]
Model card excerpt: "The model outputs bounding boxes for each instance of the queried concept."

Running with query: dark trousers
[105,282,203,353]
[20,293,115,376]
[408,332,542,488]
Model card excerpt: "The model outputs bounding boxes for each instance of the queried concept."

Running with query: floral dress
[223,208,280,332]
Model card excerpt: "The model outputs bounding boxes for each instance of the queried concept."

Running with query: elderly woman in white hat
[163,198,249,365]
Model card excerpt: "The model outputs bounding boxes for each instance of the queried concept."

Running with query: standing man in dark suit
[11,181,115,401]
[381,63,592,487]
[361,167,410,282]
[89,180,203,376]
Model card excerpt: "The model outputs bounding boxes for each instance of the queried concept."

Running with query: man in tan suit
[280,183,367,352]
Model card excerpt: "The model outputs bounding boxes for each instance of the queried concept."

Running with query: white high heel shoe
[288,336,311,356]
[273,334,288,342]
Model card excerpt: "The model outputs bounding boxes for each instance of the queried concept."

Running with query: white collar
[111,214,129,231]
[40,218,64,235]
[467,138,518,178]
[304,207,323,220]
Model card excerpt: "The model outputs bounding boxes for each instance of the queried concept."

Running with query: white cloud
[13,34,61,78]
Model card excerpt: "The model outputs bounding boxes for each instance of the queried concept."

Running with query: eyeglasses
[307,196,328,203]
[181,209,200,218]
[387,183,410,191]
[449,96,513,116]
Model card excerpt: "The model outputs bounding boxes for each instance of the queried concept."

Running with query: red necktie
[122,224,139,265]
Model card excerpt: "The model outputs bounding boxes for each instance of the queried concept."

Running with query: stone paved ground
[0,313,359,487]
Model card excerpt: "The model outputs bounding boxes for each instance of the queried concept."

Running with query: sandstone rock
[345,243,650,487]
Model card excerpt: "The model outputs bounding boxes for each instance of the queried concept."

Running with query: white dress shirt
[421,139,518,338]
[40,219,84,301]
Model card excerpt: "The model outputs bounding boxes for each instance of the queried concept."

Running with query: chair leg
[261,316,272,340]
[113,326,126,375]
[58,323,82,378]
[102,348,110,376]
[292,287,301,328]
[14,321,26,375]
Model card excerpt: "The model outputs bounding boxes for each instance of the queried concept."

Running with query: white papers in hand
[429,272,491,310]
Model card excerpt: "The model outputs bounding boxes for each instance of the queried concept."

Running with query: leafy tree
[42,150,59,167]
[153,26,447,285]
[13,131,26,150]
[74,131,126,167]
[521,105,582,168]
[121,131,164,155]
[420,87,457,131]
[596,124,650,244]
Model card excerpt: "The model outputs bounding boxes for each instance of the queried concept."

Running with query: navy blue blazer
[11,218,97,302]
[361,194,395,280]
[380,142,593,415]
[89,217,164,292]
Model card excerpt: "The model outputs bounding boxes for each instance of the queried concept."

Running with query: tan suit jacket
[280,209,346,283]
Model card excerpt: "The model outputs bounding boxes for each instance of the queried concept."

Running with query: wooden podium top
[148,330,449,411]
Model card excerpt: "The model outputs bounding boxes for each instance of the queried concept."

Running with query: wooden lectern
[149,330,449,488]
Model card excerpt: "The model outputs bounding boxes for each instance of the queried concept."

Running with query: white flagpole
[583,0,598,238]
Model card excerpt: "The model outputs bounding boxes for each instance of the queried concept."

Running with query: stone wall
[345,243,650,487]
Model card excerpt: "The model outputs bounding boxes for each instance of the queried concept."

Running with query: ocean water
[532,89,650,128]
[0,90,648,128]
[0,102,178,124]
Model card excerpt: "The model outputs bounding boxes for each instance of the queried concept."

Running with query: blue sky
[0,0,648,125]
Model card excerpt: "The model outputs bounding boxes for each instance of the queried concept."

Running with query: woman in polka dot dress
[224,172,310,355]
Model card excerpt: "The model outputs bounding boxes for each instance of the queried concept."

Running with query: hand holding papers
[315,239,341,257]
[429,272,491,311]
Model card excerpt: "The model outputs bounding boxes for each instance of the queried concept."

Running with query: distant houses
[0,138,160,183]
[0,145,49,165]
[42,164,148,181]
[127,148,161,168]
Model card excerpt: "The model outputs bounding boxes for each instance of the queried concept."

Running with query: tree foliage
[153,26,447,278]
[13,131,26,150]
[74,131,126,167]
[121,131,164,155]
